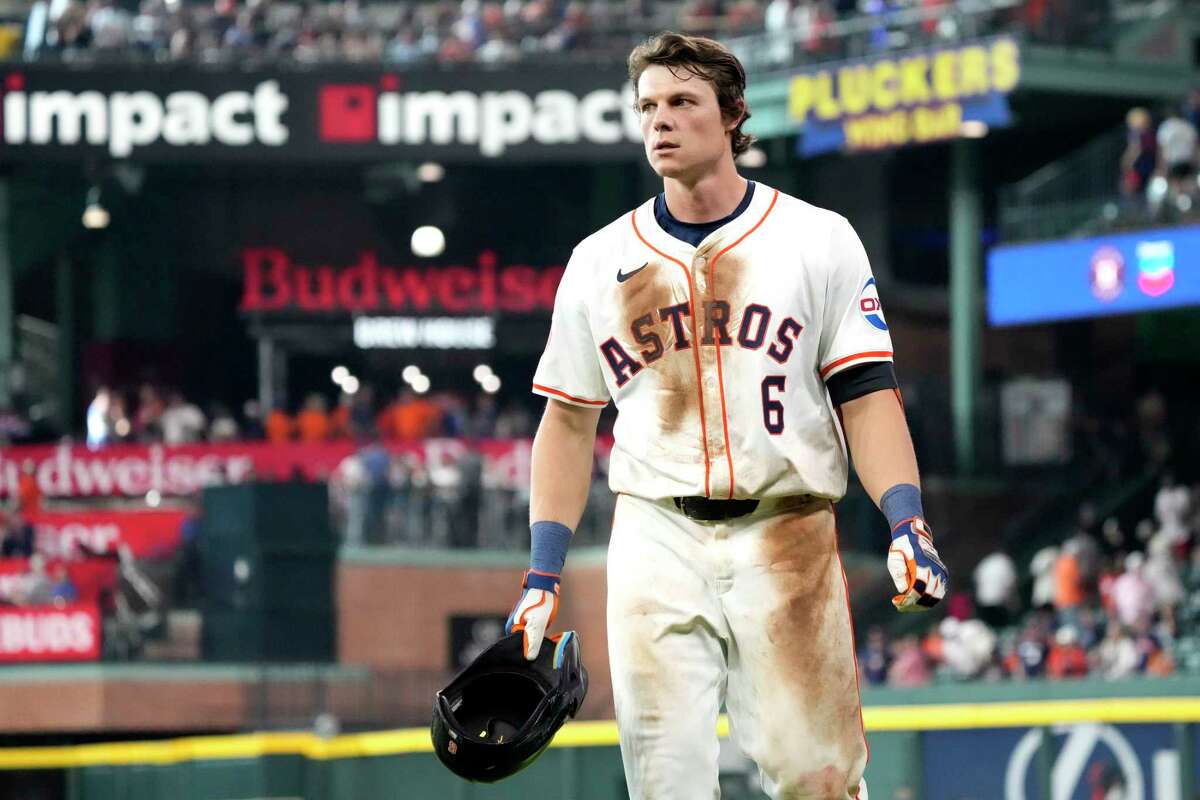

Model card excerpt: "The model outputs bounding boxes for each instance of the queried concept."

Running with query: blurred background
[1,0,1199,797]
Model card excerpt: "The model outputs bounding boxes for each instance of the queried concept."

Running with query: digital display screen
[987,225,1200,326]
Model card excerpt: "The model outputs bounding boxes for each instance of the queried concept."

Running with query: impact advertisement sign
[988,225,1200,325]
[789,37,1020,156]
[0,67,641,162]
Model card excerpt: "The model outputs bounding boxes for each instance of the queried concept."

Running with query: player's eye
[639,103,654,114]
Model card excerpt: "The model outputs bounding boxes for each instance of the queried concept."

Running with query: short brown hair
[628,32,756,157]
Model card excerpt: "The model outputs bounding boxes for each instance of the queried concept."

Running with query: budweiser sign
[239,248,564,314]
[32,511,187,559]
[0,603,101,662]
[0,438,613,500]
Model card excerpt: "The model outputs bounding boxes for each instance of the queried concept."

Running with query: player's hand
[887,517,948,613]
[505,569,561,660]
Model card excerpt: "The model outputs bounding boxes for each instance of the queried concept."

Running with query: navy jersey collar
[654,181,756,248]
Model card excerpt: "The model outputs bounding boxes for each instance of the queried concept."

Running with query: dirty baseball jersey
[531,184,893,502]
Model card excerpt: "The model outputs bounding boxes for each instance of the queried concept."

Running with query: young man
[506,32,948,800]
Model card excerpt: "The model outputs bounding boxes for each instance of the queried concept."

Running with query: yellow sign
[789,38,1021,155]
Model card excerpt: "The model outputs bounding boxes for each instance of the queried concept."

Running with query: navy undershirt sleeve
[826,362,899,406]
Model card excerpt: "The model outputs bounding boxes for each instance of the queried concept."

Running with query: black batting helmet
[431,630,588,783]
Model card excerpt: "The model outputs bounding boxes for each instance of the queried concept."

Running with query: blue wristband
[530,520,572,576]
[880,483,923,532]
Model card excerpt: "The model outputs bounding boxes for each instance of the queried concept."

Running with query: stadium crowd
[9,0,1130,66]
[80,382,540,449]
[862,387,1200,686]
[1120,91,1200,222]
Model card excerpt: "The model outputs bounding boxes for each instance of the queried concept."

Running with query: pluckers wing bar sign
[0,67,640,163]
[239,248,564,316]
[789,37,1020,156]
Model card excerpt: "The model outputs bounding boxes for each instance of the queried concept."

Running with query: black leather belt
[672,496,759,521]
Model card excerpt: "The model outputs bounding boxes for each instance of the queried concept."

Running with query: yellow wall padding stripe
[5,698,1200,770]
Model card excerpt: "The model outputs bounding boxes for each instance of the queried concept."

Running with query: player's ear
[725,99,746,133]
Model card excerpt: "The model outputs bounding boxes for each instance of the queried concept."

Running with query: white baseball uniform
[532,183,891,799]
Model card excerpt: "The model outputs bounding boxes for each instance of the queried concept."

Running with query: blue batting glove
[887,517,949,613]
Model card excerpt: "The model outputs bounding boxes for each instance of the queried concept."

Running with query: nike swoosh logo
[617,262,649,283]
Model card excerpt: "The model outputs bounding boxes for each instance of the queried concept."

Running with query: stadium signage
[0,68,640,162]
[1,77,288,158]
[0,439,614,499]
[788,37,1020,156]
[988,224,1200,325]
[238,248,564,315]
[0,603,101,662]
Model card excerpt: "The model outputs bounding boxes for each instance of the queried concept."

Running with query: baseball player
[506,32,949,800]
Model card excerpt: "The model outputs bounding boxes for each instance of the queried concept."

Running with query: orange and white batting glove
[505,569,560,660]
[887,517,949,613]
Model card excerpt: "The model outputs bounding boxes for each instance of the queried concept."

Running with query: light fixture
[960,120,988,139]
[82,186,110,230]
[331,366,350,384]
[402,365,422,383]
[342,376,360,394]
[481,374,501,394]
[472,364,494,383]
[411,374,431,394]
[411,225,446,258]
[736,147,767,168]
[416,162,445,183]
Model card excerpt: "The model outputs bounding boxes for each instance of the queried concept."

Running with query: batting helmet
[431,630,588,783]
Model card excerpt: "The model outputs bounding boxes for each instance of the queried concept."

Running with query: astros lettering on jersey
[533,183,893,502]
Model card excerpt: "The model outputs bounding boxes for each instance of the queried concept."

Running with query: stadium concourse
[1,1,1200,799]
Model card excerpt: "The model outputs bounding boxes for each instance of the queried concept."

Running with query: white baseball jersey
[532,183,894,501]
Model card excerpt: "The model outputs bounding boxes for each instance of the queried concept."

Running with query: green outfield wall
[4,677,1200,800]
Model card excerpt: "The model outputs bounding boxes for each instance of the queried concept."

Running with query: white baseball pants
[607,494,868,800]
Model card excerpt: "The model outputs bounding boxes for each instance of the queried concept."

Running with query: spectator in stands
[264,404,295,443]
[0,403,33,444]
[1155,105,1199,213]
[21,553,54,606]
[208,404,240,441]
[939,617,997,680]
[887,636,931,687]
[973,549,1018,628]
[48,564,78,605]
[379,389,442,440]
[296,393,333,442]
[1007,619,1049,680]
[1030,545,1058,610]
[1046,626,1089,679]
[1185,88,1200,133]
[241,400,266,440]
[17,460,41,516]
[86,386,115,449]
[1120,107,1157,209]
[134,384,165,441]
[1154,473,1191,546]
[466,394,499,438]
[342,436,392,545]
[1145,533,1184,613]
[1053,539,1084,620]
[1094,621,1139,679]
[1100,516,1127,557]
[348,386,377,439]
[1,510,35,558]
[1112,552,1153,628]
[160,391,207,444]
[858,626,891,686]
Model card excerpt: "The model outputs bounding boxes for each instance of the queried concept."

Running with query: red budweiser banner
[0,438,613,500]
[0,559,120,604]
[0,602,102,663]
[239,248,565,315]
[31,511,188,559]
